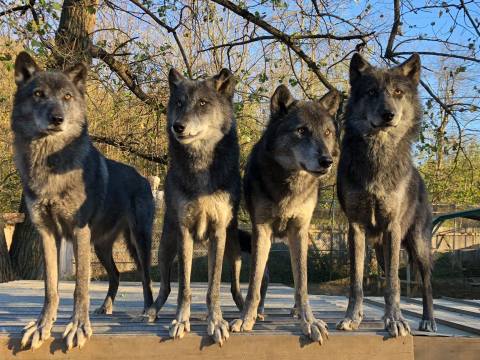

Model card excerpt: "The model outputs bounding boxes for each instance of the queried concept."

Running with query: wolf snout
[381,111,395,124]
[172,122,185,134]
[50,114,64,126]
[318,156,333,169]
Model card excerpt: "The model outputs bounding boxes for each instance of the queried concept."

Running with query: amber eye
[33,90,44,98]
[297,127,307,135]
[325,129,331,137]
[177,100,182,108]
[199,100,206,106]
[394,88,403,96]
[367,89,377,96]
[64,93,72,101]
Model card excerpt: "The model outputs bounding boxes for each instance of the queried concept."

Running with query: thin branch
[460,0,480,37]
[385,0,401,58]
[211,0,337,91]
[89,44,164,111]
[393,51,480,63]
[128,0,192,78]
[91,135,168,165]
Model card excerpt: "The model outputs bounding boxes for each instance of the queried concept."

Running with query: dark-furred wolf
[230,85,341,345]
[12,52,155,350]
[336,53,436,337]
[145,68,248,346]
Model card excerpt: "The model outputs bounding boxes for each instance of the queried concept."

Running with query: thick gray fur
[230,84,341,345]
[145,68,258,346]
[12,52,154,350]
[336,53,436,336]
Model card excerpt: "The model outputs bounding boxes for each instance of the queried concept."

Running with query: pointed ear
[349,53,372,85]
[396,53,421,85]
[213,68,236,99]
[271,85,295,117]
[318,90,341,117]
[14,51,40,86]
[169,68,184,91]
[64,63,88,94]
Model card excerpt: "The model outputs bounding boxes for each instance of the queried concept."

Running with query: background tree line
[0,0,479,282]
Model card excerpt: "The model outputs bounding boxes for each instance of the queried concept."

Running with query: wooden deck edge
[1,333,414,360]
[413,336,480,360]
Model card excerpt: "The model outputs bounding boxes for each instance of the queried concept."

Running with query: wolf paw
[143,306,158,323]
[207,316,230,346]
[291,306,300,319]
[257,313,266,321]
[384,316,411,337]
[419,319,437,333]
[94,302,113,315]
[336,316,362,331]
[230,316,256,332]
[300,318,329,345]
[169,319,190,339]
[21,317,54,350]
[63,316,93,350]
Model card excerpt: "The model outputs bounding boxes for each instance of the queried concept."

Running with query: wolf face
[266,85,340,176]
[167,68,237,147]
[11,52,87,140]
[346,53,421,139]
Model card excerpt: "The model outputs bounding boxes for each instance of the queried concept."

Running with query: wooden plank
[1,333,415,360]
[402,297,480,318]
[414,337,480,360]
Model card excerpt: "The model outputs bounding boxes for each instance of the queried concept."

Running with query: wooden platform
[1,281,479,359]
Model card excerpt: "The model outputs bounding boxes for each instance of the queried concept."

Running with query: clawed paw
[336,316,362,331]
[418,319,437,333]
[300,318,329,345]
[21,318,54,350]
[62,317,93,350]
[169,319,190,339]
[207,316,230,346]
[384,316,411,337]
[229,317,256,332]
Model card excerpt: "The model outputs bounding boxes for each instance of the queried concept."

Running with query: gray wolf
[230,84,341,345]
[12,52,155,350]
[336,53,436,337]
[145,68,243,346]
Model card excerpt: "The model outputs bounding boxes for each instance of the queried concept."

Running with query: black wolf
[336,53,436,337]
[12,52,154,350]
[230,84,341,345]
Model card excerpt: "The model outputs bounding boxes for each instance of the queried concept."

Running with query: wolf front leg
[337,222,366,331]
[63,226,92,350]
[169,226,193,340]
[230,223,272,332]
[383,224,411,337]
[206,226,230,346]
[21,228,59,350]
[288,225,328,345]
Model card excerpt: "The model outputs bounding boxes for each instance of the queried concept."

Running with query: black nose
[50,115,64,126]
[318,156,333,169]
[172,122,185,134]
[382,111,395,123]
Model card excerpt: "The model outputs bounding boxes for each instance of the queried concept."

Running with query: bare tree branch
[91,135,168,165]
[385,0,401,58]
[460,0,480,37]
[393,51,480,63]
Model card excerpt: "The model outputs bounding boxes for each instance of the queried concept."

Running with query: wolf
[230,84,341,345]
[12,52,155,350]
[145,67,243,346]
[336,53,436,337]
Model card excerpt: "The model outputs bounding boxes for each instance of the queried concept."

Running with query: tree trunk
[0,219,15,283]
[9,196,44,279]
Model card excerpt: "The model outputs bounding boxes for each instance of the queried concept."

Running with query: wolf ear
[169,68,184,90]
[396,53,421,85]
[213,68,236,99]
[349,53,372,85]
[14,51,40,86]
[271,85,295,117]
[64,63,88,94]
[318,89,341,117]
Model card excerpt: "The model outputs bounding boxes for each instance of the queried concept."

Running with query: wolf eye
[367,89,377,96]
[394,88,403,96]
[33,90,44,98]
[324,129,331,137]
[297,127,307,135]
[199,100,207,106]
[64,93,72,101]
[177,100,182,108]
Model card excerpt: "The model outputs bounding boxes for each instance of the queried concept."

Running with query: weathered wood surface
[0,281,479,359]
